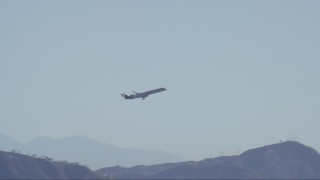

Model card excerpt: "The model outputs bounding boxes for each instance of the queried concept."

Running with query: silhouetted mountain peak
[241,141,318,156]
[237,141,320,179]
[240,141,320,166]
[0,150,103,179]
[98,141,320,179]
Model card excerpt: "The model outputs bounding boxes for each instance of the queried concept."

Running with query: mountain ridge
[0,133,184,169]
[0,150,104,179]
[97,141,320,179]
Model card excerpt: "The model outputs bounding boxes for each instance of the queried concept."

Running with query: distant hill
[0,133,183,169]
[0,133,21,152]
[0,150,104,179]
[97,141,320,179]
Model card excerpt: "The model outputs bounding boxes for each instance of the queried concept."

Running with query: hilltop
[0,150,104,179]
[97,141,320,179]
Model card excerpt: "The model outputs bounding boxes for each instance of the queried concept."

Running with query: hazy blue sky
[1,0,320,161]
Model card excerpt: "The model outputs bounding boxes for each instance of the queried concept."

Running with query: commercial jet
[121,88,167,100]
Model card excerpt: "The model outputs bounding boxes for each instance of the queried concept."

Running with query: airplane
[121,88,167,100]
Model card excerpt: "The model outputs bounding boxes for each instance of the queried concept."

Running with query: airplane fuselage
[121,88,166,100]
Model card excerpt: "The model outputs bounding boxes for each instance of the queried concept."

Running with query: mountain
[0,134,183,169]
[0,150,104,179]
[238,141,320,179]
[97,141,320,179]
[0,133,21,152]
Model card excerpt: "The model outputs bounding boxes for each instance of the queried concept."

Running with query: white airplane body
[121,88,167,100]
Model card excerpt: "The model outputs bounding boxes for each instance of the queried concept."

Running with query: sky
[1,0,320,161]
